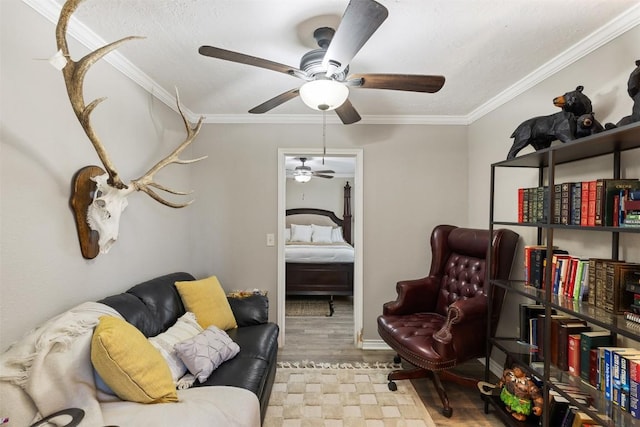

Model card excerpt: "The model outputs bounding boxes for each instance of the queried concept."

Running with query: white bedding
[285,242,355,263]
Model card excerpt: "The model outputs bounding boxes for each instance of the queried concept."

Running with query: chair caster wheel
[393,355,401,364]
[388,381,398,391]
[442,407,453,418]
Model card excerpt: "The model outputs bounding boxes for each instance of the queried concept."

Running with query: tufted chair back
[429,225,517,337]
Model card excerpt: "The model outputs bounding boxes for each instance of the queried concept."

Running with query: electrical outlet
[266,233,275,246]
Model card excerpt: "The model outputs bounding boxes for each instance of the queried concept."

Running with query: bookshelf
[484,122,640,427]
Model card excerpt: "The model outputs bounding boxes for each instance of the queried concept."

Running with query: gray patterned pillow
[174,325,240,383]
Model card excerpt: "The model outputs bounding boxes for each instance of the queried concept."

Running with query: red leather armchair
[377,225,519,417]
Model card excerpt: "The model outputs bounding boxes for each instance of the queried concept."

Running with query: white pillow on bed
[285,228,291,242]
[332,226,345,243]
[291,224,313,242]
[311,224,333,243]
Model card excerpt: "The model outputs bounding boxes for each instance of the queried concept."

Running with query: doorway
[277,148,363,349]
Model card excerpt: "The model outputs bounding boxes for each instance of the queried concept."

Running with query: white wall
[0,0,198,350]
[468,26,640,346]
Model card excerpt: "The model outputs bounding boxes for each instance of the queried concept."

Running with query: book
[519,303,552,343]
[578,261,590,302]
[604,262,640,314]
[589,348,599,388]
[587,180,598,226]
[524,245,548,285]
[560,182,573,225]
[580,181,590,226]
[558,322,591,371]
[603,347,630,400]
[518,187,525,223]
[554,183,562,224]
[580,331,614,383]
[592,258,619,308]
[571,182,582,225]
[568,334,582,376]
[551,316,584,367]
[572,259,588,300]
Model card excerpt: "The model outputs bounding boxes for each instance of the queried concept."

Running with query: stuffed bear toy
[605,59,640,129]
[506,86,593,159]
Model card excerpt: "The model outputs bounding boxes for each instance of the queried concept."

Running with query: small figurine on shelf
[498,365,544,421]
[605,60,640,129]
[478,365,543,421]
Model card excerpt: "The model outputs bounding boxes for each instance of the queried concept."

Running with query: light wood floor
[279,296,505,426]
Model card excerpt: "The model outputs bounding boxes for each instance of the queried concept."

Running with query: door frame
[277,147,364,348]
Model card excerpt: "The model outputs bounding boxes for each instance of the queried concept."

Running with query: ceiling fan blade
[334,99,361,124]
[249,88,300,114]
[313,174,334,179]
[313,170,335,174]
[199,45,307,80]
[322,0,388,76]
[347,73,445,93]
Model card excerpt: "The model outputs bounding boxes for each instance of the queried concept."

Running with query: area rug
[263,361,436,427]
[285,299,331,317]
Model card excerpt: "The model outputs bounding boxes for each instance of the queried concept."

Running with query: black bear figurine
[575,112,604,138]
[506,86,593,159]
[605,59,640,129]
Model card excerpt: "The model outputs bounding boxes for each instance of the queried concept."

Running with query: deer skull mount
[57,0,206,258]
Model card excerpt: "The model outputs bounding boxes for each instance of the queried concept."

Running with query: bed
[285,183,353,315]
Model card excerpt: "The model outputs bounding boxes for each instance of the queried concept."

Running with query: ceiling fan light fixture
[299,80,348,111]
[293,171,312,183]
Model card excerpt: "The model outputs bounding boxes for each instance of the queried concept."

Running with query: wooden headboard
[285,183,352,244]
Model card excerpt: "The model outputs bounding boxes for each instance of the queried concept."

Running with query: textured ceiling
[29,0,640,124]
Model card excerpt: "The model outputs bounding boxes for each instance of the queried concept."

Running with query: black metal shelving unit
[484,122,640,427]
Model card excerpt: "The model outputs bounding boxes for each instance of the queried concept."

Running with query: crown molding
[466,3,640,123]
[25,0,640,126]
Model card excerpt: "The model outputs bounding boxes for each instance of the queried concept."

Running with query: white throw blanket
[0,302,123,426]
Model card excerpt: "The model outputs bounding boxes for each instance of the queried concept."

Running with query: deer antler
[131,90,206,208]
[56,0,206,206]
[56,0,144,189]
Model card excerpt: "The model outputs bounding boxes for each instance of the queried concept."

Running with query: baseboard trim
[361,339,393,351]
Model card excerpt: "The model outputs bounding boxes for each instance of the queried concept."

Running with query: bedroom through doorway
[277,149,363,353]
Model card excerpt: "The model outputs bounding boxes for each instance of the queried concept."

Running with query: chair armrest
[433,296,488,361]
[382,276,441,316]
[227,295,269,327]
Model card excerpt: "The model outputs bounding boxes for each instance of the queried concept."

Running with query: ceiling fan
[289,158,335,182]
[198,0,445,125]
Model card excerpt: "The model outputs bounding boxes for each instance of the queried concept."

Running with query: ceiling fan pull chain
[322,110,327,165]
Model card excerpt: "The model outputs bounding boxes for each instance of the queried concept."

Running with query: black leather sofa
[98,272,279,422]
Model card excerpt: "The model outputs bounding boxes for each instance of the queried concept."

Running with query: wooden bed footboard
[285,262,354,297]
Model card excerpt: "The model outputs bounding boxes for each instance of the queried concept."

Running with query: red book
[518,188,524,223]
[587,180,597,226]
[568,334,582,376]
[566,257,579,297]
[580,181,590,226]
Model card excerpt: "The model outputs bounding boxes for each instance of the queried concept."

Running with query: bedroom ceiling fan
[290,158,335,183]
[198,0,445,125]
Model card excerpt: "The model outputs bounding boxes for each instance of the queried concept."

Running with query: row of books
[517,178,640,227]
[523,245,640,314]
[519,310,640,420]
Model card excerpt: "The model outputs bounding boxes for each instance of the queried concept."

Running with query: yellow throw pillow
[91,316,178,404]
[175,276,237,330]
